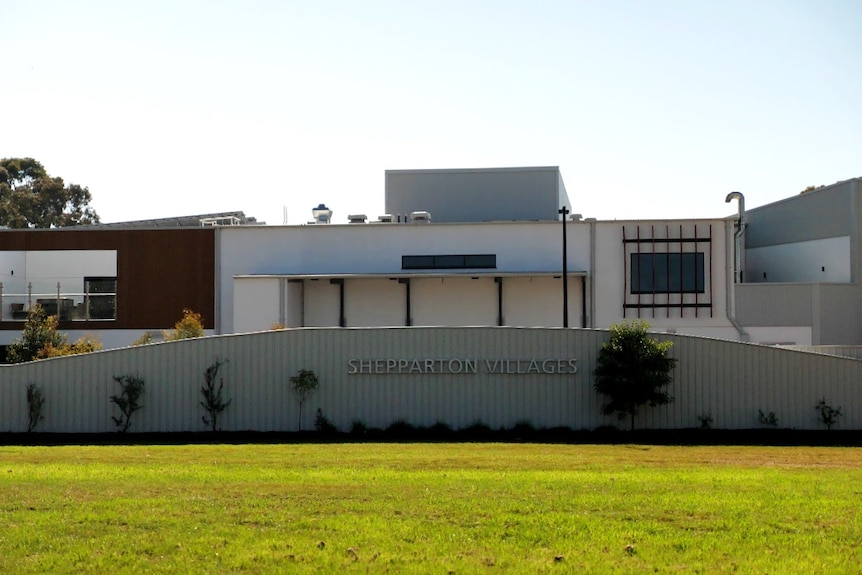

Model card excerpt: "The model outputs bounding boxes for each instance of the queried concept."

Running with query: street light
[558,205,569,328]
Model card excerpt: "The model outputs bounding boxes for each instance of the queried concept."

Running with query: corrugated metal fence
[0,327,860,433]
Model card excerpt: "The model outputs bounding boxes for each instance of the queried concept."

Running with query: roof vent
[348,214,367,224]
[377,214,394,223]
[311,203,332,224]
[410,211,431,223]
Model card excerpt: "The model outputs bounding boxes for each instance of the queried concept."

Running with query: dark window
[402,254,497,270]
[85,277,117,320]
[631,253,704,294]
[434,255,465,269]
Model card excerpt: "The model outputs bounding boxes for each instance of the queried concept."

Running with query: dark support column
[494,277,503,326]
[399,278,411,326]
[559,206,570,328]
[581,276,587,328]
[330,278,345,327]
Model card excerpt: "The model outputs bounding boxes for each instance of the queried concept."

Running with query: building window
[402,254,496,270]
[84,277,117,319]
[630,253,704,294]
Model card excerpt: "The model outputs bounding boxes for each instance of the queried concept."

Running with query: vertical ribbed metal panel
[2,328,862,433]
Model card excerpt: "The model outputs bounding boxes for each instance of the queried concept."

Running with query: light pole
[559,205,569,328]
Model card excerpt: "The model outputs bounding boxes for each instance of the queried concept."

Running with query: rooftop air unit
[377,214,394,223]
[311,203,332,224]
[410,211,431,223]
[348,214,368,224]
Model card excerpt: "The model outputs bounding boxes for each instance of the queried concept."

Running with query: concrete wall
[745,181,853,248]
[384,167,569,223]
[1,327,860,433]
[736,283,861,345]
[746,236,851,283]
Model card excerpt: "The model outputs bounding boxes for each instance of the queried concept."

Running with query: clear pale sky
[2,0,860,225]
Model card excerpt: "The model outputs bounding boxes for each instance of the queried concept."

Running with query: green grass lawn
[1,443,860,574]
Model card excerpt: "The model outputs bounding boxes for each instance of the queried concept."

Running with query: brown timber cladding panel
[0,327,860,433]
[0,228,215,329]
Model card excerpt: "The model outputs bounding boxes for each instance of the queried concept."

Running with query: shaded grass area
[1,444,861,573]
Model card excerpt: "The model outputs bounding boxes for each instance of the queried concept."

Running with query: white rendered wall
[411,277,498,326]
[345,279,406,327]
[304,280,340,327]
[286,281,303,327]
[234,277,281,333]
[218,222,591,334]
[746,237,851,283]
[502,276,581,327]
[592,221,735,334]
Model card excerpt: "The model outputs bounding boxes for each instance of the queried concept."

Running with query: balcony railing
[0,281,116,322]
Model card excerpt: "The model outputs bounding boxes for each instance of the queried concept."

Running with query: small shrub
[39,334,103,358]
[110,375,145,433]
[6,305,65,363]
[815,397,842,430]
[385,419,417,437]
[696,412,713,429]
[758,409,779,427]
[26,383,45,432]
[163,309,204,341]
[200,358,231,431]
[429,421,454,437]
[350,420,368,435]
[289,369,319,431]
[132,332,153,346]
[314,408,337,433]
[460,419,493,438]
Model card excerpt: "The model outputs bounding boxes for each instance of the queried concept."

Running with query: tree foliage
[290,369,319,431]
[594,320,676,430]
[26,383,46,432]
[163,309,205,341]
[0,157,99,228]
[110,375,145,433]
[6,305,65,363]
[6,305,103,362]
[200,358,231,431]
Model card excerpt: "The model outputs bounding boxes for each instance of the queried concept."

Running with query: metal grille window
[631,253,705,294]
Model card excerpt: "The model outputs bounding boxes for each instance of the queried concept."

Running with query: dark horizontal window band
[624,303,712,309]
[402,254,496,270]
[623,238,712,244]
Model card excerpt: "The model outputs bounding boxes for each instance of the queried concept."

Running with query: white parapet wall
[0,327,860,433]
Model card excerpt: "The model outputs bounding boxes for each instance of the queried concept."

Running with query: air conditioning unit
[348,214,367,224]
[377,214,394,223]
[410,211,431,223]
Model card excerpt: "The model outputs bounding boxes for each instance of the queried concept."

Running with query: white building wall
[234,277,281,333]
[219,222,592,334]
[304,280,341,326]
[592,220,737,336]
[412,277,498,326]
[503,276,581,327]
[345,279,406,327]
